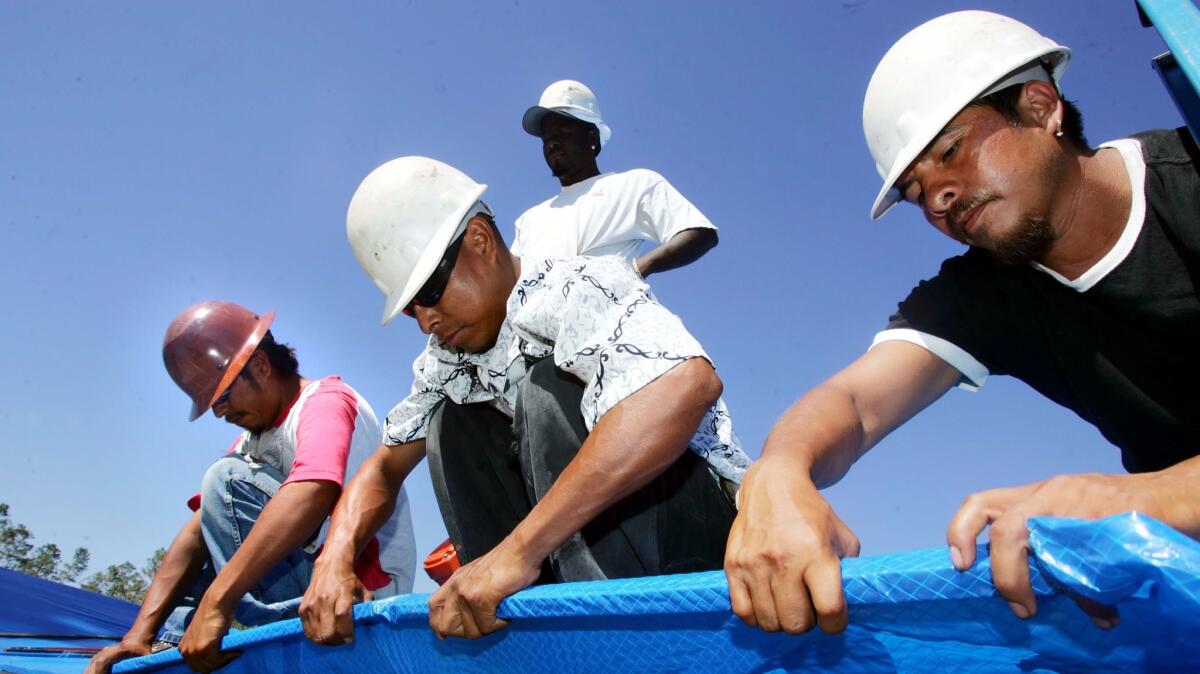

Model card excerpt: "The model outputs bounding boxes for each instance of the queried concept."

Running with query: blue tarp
[103,512,1198,673]
[0,567,138,674]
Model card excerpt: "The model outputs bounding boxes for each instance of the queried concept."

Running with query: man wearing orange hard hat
[86,301,415,674]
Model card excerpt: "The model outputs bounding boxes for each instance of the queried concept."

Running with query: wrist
[314,542,358,573]
[201,578,240,613]
[123,626,157,646]
[1145,468,1200,538]
[632,257,652,280]
[751,451,816,480]
[503,525,550,569]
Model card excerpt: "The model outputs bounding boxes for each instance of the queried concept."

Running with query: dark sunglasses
[402,230,467,317]
[212,367,251,408]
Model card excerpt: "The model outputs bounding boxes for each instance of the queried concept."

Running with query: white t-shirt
[512,169,717,261]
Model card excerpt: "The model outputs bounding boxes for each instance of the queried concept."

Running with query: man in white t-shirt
[516,79,718,279]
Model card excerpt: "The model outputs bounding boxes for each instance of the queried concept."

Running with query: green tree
[81,548,166,603]
[1,502,167,603]
[0,503,90,583]
[81,562,147,602]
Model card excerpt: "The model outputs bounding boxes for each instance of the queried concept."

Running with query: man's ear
[246,349,270,379]
[465,216,498,261]
[1019,80,1063,134]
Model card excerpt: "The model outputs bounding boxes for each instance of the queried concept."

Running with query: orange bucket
[423,538,461,585]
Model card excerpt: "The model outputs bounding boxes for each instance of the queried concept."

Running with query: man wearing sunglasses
[86,302,416,674]
[300,156,747,644]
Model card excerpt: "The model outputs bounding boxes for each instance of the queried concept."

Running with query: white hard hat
[863,11,1071,219]
[522,79,613,148]
[346,156,488,325]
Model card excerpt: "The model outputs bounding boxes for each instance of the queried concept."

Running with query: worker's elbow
[688,358,723,408]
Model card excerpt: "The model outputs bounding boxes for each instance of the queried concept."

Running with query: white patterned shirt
[384,255,748,482]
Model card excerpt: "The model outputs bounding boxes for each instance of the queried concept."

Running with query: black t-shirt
[884,128,1200,473]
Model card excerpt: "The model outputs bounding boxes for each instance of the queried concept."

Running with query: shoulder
[517,195,557,223]
[297,376,362,416]
[513,256,639,309]
[901,249,1019,306]
[1123,128,1197,168]
[607,168,667,187]
[535,255,634,284]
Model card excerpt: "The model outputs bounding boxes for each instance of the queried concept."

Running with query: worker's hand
[428,538,541,640]
[724,456,860,634]
[299,558,373,646]
[177,596,240,673]
[84,635,152,674]
[946,471,1173,628]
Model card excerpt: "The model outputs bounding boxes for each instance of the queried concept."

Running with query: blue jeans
[160,455,316,642]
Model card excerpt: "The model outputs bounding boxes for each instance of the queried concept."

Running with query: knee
[200,456,253,501]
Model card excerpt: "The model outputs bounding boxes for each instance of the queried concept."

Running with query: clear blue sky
[0,1,1183,593]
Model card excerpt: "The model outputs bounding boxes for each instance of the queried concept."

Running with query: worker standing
[515,80,718,279]
[725,10,1200,636]
[85,302,416,674]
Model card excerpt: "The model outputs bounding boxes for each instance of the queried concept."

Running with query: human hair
[255,330,300,378]
[969,77,1087,149]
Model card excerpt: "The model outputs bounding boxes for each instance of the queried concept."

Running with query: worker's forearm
[507,359,721,563]
[206,480,339,610]
[636,228,718,276]
[125,513,209,642]
[319,442,424,568]
[760,383,870,489]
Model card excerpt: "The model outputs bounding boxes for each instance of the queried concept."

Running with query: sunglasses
[213,371,236,402]
[212,367,251,408]
[402,229,467,317]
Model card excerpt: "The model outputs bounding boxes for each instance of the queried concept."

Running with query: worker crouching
[299,156,748,643]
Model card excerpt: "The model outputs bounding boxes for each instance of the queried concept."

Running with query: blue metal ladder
[1139,0,1200,139]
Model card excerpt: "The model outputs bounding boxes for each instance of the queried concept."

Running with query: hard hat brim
[521,106,612,148]
[868,46,1071,220]
[189,309,276,421]
[379,184,488,326]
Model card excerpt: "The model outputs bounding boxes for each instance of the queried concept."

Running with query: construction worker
[515,79,718,279]
[86,302,416,674]
[299,157,747,644]
[726,10,1200,636]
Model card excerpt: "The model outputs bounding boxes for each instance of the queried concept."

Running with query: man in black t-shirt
[725,11,1200,637]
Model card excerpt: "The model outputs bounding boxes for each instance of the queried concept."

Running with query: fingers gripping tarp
[104,513,1199,673]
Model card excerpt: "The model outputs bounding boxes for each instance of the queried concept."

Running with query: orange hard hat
[162,301,275,421]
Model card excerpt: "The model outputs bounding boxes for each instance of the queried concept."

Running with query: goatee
[989,216,1054,266]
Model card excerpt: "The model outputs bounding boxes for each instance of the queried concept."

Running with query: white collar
[1031,138,1147,292]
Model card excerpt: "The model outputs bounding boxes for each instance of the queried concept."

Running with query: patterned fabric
[385,255,748,482]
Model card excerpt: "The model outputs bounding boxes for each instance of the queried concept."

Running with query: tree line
[0,502,163,603]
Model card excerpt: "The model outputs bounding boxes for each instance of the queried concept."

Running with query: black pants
[425,358,735,582]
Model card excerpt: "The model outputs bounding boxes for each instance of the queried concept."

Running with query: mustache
[946,193,999,239]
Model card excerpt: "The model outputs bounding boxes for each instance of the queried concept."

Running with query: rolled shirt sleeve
[512,256,708,428]
[383,350,447,445]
